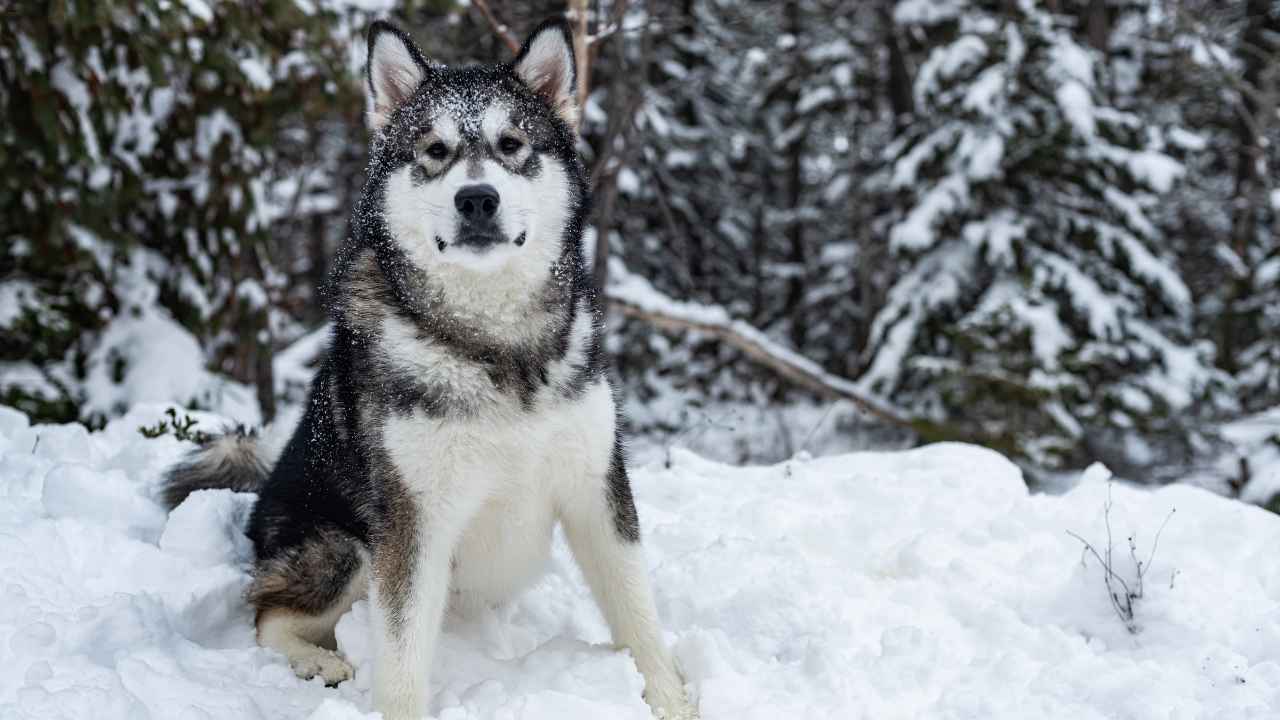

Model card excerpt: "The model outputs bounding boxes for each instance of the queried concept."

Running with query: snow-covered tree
[1105,1,1280,414]
[0,1,365,425]
[600,1,893,409]
[861,0,1233,471]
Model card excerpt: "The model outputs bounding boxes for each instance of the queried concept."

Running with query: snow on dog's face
[365,21,582,281]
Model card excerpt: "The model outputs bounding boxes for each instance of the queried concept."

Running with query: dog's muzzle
[452,183,508,252]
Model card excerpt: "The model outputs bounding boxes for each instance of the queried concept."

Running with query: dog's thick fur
[162,19,693,720]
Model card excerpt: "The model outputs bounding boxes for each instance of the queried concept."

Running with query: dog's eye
[497,136,523,155]
[425,142,449,160]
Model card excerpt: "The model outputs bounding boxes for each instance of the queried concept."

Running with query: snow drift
[1,404,1278,719]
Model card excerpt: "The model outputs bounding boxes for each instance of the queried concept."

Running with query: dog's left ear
[366,21,430,132]
[512,19,579,132]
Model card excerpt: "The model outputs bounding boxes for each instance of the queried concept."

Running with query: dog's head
[364,19,585,278]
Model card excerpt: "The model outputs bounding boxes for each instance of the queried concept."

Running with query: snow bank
[3,407,1279,719]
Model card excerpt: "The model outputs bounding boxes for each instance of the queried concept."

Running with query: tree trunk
[880,1,914,131]
[1221,0,1280,373]
[1083,0,1110,52]
[307,212,328,324]
[568,0,591,112]
[783,0,807,350]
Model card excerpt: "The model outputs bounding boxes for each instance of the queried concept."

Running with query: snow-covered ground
[3,404,1279,719]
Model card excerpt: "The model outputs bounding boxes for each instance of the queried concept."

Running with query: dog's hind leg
[560,437,696,719]
[250,527,368,686]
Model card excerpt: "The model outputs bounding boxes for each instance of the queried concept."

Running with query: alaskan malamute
[163,18,693,720]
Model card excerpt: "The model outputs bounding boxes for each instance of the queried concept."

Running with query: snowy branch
[606,260,916,429]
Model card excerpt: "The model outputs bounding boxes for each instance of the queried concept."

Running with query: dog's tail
[160,426,278,510]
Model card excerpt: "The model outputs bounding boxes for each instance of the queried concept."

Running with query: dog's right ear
[512,19,579,131]
[366,21,430,132]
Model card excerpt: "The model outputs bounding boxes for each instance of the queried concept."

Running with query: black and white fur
[162,19,693,720]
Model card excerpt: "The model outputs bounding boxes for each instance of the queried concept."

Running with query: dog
[161,18,694,720]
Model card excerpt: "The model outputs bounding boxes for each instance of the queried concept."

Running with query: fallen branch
[605,259,915,429]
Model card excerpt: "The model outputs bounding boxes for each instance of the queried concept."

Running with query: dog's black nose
[454,184,500,220]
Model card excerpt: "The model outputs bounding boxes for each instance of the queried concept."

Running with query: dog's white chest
[380,381,616,605]
[452,477,558,603]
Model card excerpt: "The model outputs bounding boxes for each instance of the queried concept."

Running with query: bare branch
[472,0,520,55]
[566,0,595,109]
[1144,508,1176,583]
[1066,485,1178,635]
[1066,529,1138,632]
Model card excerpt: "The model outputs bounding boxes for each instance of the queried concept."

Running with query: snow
[915,36,988,103]
[0,363,61,404]
[1035,253,1124,340]
[617,167,641,195]
[236,279,269,311]
[796,86,835,115]
[274,324,331,401]
[4,408,1280,719]
[1126,320,1221,412]
[239,57,274,91]
[958,128,1004,180]
[1096,221,1192,312]
[15,33,44,73]
[179,0,214,22]
[962,65,1006,116]
[963,211,1025,267]
[860,242,975,395]
[1055,82,1096,139]
[609,258,731,327]
[1167,127,1207,153]
[1111,148,1184,194]
[889,126,958,189]
[50,60,105,175]
[0,280,41,328]
[1050,38,1095,88]
[890,175,969,252]
[81,255,260,425]
[195,109,242,160]
[971,280,1072,371]
[1217,408,1280,506]
[894,0,965,26]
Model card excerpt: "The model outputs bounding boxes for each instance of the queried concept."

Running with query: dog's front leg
[561,449,696,719]
[370,520,459,720]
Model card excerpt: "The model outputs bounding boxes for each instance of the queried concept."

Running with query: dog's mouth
[437,230,527,254]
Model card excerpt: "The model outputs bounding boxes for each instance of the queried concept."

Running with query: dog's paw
[645,686,698,720]
[289,647,353,686]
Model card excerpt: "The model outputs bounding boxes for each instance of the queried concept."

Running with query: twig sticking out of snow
[798,403,837,456]
[662,406,739,469]
[1066,482,1176,634]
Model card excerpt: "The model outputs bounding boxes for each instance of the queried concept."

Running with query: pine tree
[863,0,1231,472]
[0,0,364,425]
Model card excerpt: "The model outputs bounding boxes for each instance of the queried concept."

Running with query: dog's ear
[366,21,430,132]
[512,19,579,132]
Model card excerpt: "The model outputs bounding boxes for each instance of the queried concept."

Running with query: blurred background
[1,1,1278,502]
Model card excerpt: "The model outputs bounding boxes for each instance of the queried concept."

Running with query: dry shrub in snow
[1067,466,1176,634]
